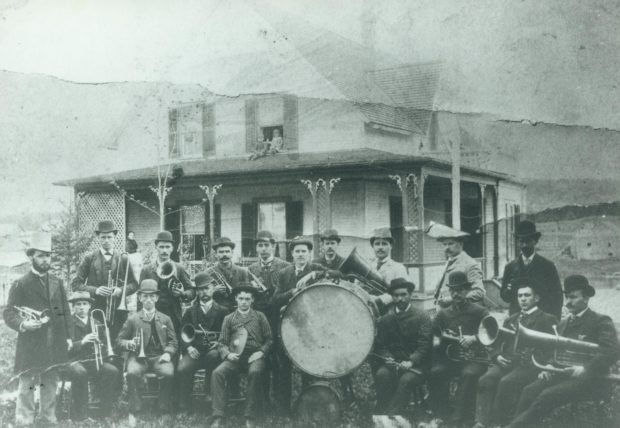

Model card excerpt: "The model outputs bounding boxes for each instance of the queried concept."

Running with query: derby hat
[25,231,53,256]
[154,231,174,245]
[212,237,235,250]
[388,277,416,294]
[514,220,541,240]
[194,272,214,289]
[370,227,394,246]
[68,291,94,303]
[255,230,276,244]
[426,222,469,240]
[564,274,595,297]
[320,229,341,243]
[138,279,159,294]
[447,271,472,288]
[95,220,118,235]
[288,236,313,251]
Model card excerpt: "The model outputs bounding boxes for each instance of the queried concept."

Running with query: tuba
[157,260,184,292]
[337,247,388,294]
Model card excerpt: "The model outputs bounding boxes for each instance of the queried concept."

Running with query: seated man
[473,279,557,428]
[429,271,489,426]
[210,285,272,428]
[64,291,121,421]
[177,272,230,412]
[373,278,432,415]
[117,279,177,426]
[507,275,620,428]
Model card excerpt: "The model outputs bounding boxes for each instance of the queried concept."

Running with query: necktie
[376,261,384,271]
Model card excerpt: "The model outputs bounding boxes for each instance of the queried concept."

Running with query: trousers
[126,354,175,413]
[176,348,220,409]
[211,356,266,418]
[16,371,58,426]
[373,364,425,414]
[64,359,120,420]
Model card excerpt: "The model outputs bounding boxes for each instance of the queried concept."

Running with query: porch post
[451,140,461,230]
[301,179,325,258]
[200,184,223,247]
[326,178,341,228]
[478,183,487,278]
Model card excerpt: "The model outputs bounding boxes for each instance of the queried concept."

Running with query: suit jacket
[69,314,97,361]
[218,309,272,359]
[497,307,557,364]
[272,263,326,311]
[117,310,178,357]
[211,263,250,288]
[557,308,620,377]
[371,257,408,286]
[435,251,485,303]
[71,249,138,312]
[376,305,433,371]
[179,301,230,354]
[247,257,291,318]
[500,253,563,319]
[139,261,194,327]
[434,301,489,354]
[4,271,73,373]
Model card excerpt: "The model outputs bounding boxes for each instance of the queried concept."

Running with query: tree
[51,201,94,284]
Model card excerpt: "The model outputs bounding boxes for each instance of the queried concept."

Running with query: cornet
[181,323,220,348]
[14,306,50,324]
[132,328,147,359]
[248,270,267,292]
[157,260,184,292]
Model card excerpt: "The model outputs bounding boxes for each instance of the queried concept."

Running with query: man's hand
[22,319,43,331]
[81,332,99,345]
[214,285,228,295]
[187,346,201,360]
[296,272,316,289]
[377,293,393,306]
[126,338,138,352]
[497,355,512,368]
[569,365,586,378]
[437,295,453,308]
[248,351,264,363]
[227,352,240,362]
[111,287,122,298]
[538,371,553,381]
[95,286,113,297]
[400,360,413,369]
[159,353,171,363]
[459,335,477,348]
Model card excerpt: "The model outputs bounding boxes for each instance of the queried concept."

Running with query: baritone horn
[337,247,388,294]
[157,260,184,292]
[440,327,492,364]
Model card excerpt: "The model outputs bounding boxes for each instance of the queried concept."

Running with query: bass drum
[280,281,375,378]
[294,381,341,428]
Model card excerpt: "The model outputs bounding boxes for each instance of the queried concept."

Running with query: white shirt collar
[574,307,589,318]
[100,248,113,256]
[522,305,538,315]
[521,252,535,264]
[200,300,213,313]
[260,256,274,266]
[395,304,411,313]
[237,308,251,315]
[76,315,89,325]
[295,263,308,272]
[31,268,46,277]
[143,308,156,320]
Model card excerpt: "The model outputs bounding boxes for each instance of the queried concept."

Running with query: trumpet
[90,309,116,371]
[105,271,116,324]
[248,270,267,292]
[181,324,220,348]
[14,306,50,323]
[157,260,184,292]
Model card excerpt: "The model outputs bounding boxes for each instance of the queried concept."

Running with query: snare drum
[280,281,375,378]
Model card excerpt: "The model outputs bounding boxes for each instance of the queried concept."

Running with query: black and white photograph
[1,1,619,427]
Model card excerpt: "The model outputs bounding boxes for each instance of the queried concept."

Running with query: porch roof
[55,149,515,188]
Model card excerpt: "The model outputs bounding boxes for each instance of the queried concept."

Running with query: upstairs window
[245,95,298,154]
[169,103,216,159]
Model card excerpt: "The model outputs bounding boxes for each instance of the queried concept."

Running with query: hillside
[525,179,620,213]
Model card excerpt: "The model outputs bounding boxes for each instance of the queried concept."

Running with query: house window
[259,125,284,152]
[170,105,203,159]
[258,202,287,257]
[180,205,206,261]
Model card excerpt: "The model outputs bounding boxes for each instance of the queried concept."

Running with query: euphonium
[440,328,492,364]
[157,260,184,292]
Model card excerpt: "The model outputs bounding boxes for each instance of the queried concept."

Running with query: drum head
[295,382,341,428]
[281,282,375,378]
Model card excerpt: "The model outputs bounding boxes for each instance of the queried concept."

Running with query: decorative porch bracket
[200,184,223,251]
[301,177,341,257]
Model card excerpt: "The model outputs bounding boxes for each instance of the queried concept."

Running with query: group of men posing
[4,219,620,428]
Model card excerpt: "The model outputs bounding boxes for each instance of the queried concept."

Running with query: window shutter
[164,209,181,261]
[245,99,258,153]
[168,109,179,158]
[283,94,299,151]
[241,203,257,257]
[286,200,304,262]
[202,103,216,157]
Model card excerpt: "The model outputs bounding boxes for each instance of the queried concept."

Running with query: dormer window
[246,95,298,154]
[169,103,215,159]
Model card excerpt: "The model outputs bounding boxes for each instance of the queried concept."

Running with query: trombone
[90,309,116,371]
[13,306,50,323]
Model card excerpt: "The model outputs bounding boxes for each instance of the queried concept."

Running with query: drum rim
[279,281,376,379]
[294,381,342,422]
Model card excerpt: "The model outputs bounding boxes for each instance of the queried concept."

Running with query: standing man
[177,272,230,412]
[4,232,73,427]
[71,220,138,338]
[210,286,272,428]
[373,278,433,416]
[427,222,485,308]
[117,279,178,426]
[473,280,557,428]
[272,237,326,414]
[247,230,290,317]
[429,271,489,426]
[64,291,121,421]
[139,231,194,335]
[313,229,345,272]
[507,275,620,428]
[206,237,250,307]
[501,220,563,319]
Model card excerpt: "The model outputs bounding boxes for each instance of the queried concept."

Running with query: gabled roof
[55,148,512,188]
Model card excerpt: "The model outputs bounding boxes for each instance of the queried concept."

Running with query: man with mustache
[427,223,485,308]
[507,275,620,428]
[4,232,72,427]
[372,278,433,416]
[71,220,138,338]
[176,272,230,412]
[139,231,194,335]
[473,279,557,428]
[429,271,489,426]
[500,220,563,319]
[272,237,326,414]
[312,229,344,275]
[368,227,409,312]
[206,237,250,307]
